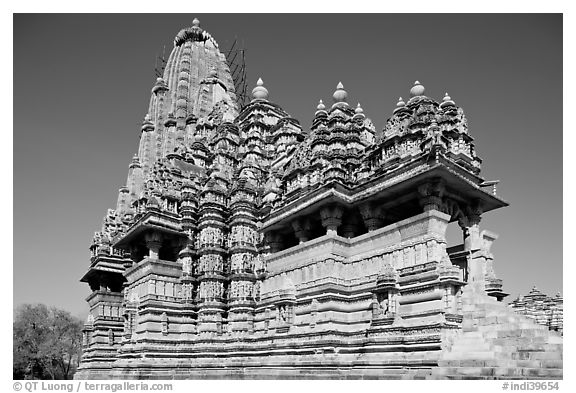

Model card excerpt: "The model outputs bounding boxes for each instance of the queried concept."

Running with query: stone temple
[509,287,563,334]
[76,19,563,379]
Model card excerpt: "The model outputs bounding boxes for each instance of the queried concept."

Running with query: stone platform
[432,284,563,380]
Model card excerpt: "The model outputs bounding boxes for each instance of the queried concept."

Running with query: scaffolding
[222,38,248,108]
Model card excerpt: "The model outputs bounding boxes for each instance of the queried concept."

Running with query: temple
[76,19,563,380]
[509,287,563,334]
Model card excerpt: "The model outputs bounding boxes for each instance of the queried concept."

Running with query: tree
[13,304,83,380]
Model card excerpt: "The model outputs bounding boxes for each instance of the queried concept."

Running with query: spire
[410,80,425,97]
[393,97,406,114]
[251,78,269,101]
[332,82,348,104]
[440,92,456,108]
[353,102,365,120]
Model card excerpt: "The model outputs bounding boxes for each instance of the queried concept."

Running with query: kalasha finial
[441,92,455,107]
[410,80,425,97]
[355,102,364,114]
[193,18,200,27]
[252,77,269,100]
[333,82,348,103]
[393,97,406,114]
[317,99,325,111]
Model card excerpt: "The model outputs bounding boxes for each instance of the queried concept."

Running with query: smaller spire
[129,154,141,169]
[393,97,406,114]
[251,77,269,101]
[410,80,425,97]
[192,18,200,27]
[332,82,348,104]
[440,92,456,108]
[353,102,365,121]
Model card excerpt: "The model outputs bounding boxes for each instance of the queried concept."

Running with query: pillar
[320,205,343,235]
[144,231,163,259]
[265,231,284,253]
[417,178,445,212]
[359,203,384,232]
[291,217,312,243]
[459,201,485,288]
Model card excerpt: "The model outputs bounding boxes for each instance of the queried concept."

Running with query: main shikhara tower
[77,19,562,380]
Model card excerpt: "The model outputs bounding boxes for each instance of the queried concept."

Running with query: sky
[13,14,562,318]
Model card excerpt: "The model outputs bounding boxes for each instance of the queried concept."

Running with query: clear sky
[13,14,562,318]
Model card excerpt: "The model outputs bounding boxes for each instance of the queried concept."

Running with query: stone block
[528,351,562,361]
[540,359,563,369]
[458,359,486,368]
[444,351,495,361]
[483,359,517,368]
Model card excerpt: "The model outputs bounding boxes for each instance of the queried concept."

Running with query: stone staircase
[432,284,563,379]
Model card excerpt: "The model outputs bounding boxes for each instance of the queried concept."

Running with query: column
[359,203,385,232]
[291,217,312,243]
[417,178,445,212]
[144,231,163,259]
[264,231,284,253]
[320,205,343,235]
[459,201,485,288]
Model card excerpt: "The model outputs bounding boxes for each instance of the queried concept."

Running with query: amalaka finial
[393,97,406,114]
[193,18,200,27]
[333,82,348,103]
[317,99,325,111]
[441,92,455,108]
[410,80,425,97]
[355,102,364,114]
[252,77,269,100]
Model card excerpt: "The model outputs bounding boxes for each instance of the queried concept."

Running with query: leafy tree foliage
[13,304,83,380]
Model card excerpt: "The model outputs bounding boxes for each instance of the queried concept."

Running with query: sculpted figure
[278,306,287,323]
[380,297,390,316]
[182,257,192,274]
